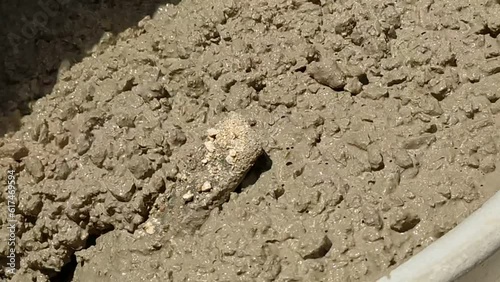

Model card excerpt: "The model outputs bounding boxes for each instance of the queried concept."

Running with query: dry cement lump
[205,113,263,199]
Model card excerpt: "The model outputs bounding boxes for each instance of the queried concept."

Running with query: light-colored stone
[206,128,219,137]
[204,141,216,153]
[144,221,156,235]
[182,190,194,202]
[200,181,212,192]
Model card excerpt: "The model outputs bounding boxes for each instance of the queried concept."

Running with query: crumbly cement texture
[1,0,500,281]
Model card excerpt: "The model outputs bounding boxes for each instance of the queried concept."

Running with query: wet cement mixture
[1,0,500,281]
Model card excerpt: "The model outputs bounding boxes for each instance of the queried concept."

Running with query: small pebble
[182,190,194,202]
[200,181,212,192]
[204,141,216,153]
[207,128,219,137]
[144,221,156,235]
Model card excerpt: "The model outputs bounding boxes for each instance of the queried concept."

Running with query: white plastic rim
[377,191,500,282]
[455,246,500,282]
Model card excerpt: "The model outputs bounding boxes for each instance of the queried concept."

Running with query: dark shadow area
[237,151,273,192]
[51,254,77,282]
[49,229,112,281]
[0,0,182,137]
